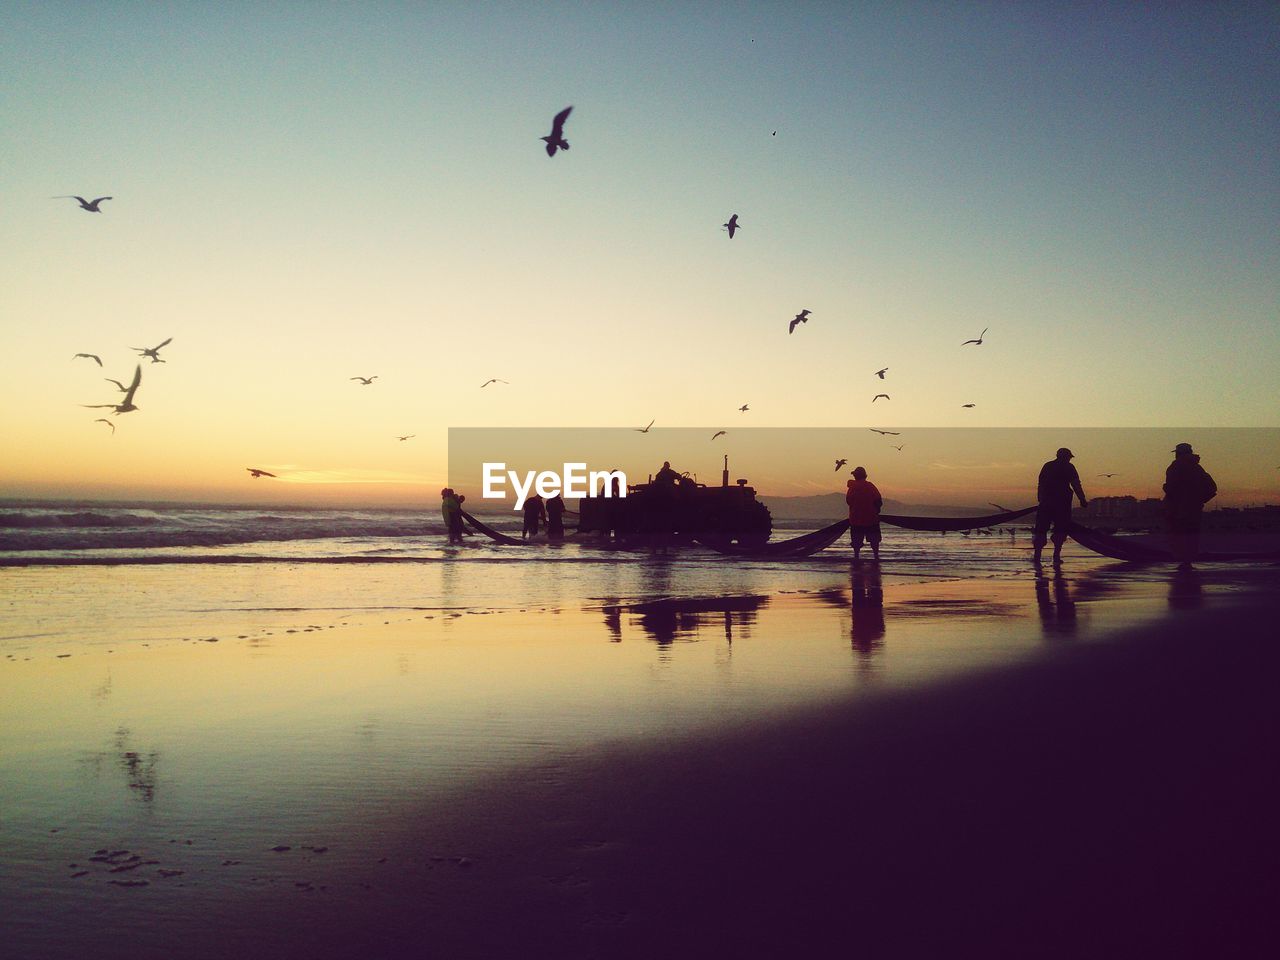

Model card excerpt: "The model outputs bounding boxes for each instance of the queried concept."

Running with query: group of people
[846,442,1217,566]
[517,493,567,541]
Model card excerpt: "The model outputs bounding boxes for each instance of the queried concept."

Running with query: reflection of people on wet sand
[849,563,885,654]
[1168,564,1203,610]
[1163,443,1217,567]
[522,494,547,540]
[1032,448,1087,566]
[1034,567,1076,636]
[546,494,566,541]
[846,467,883,561]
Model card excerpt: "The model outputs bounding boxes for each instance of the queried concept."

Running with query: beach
[4,544,1278,959]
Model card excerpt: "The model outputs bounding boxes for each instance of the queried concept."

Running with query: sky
[2,1,1277,506]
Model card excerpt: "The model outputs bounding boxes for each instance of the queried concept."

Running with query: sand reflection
[596,595,768,646]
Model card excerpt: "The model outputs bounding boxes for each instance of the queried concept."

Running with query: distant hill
[760,492,999,520]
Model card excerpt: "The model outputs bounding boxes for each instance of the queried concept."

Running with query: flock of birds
[57,105,1060,489]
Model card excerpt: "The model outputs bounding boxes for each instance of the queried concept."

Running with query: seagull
[634,419,655,433]
[350,376,378,385]
[247,468,277,479]
[711,430,726,441]
[397,435,415,442]
[834,458,848,472]
[738,404,749,413]
[961,327,988,346]
[1097,473,1120,478]
[82,364,141,415]
[542,106,572,157]
[131,338,172,363]
[94,418,115,434]
[874,368,888,379]
[961,403,976,408]
[723,214,740,239]
[873,394,889,402]
[788,309,811,334]
[869,428,900,436]
[53,195,112,212]
[73,353,102,366]
[989,502,1011,512]
[891,443,904,451]
[480,379,509,388]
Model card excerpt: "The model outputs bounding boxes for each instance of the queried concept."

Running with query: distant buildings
[1077,496,1280,531]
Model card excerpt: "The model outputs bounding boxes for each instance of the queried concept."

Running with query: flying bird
[131,338,172,363]
[54,195,112,212]
[874,368,888,379]
[634,419,655,433]
[711,430,726,441]
[834,458,848,472]
[873,394,889,402]
[723,214,740,238]
[869,428,900,436]
[961,327,988,346]
[397,435,416,442]
[961,403,976,408]
[73,353,102,366]
[350,376,378,385]
[542,106,572,157]
[891,443,904,451]
[788,309,811,334]
[82,364,141,415]
[247,468,277,479]
[94,418,115,434]
[1097,473,1120,478]
[480,379,509,388]
[738,404,749,413]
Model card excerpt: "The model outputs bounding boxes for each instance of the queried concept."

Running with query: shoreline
[6,566,1278,958]
[257,588,1280,959]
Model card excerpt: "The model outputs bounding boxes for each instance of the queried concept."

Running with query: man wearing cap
[1032,448,1088,565]
[846,466,884,561]
[1163,443,1217,565]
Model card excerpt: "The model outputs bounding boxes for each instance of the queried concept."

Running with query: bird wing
[153,338,173,350]
[82,404,117,409]
[122,365,142,403]
[105,378,126,391]
[644,419,654,430]
[91,197,112,205]
[711,431,725,440]
[551,106,572,136]
[788,319,798,334]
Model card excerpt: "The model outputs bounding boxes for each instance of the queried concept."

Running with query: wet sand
[6,563,1279,959]
[220,574,1280,959]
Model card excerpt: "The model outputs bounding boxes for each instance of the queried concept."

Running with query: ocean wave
[0,510,163,530]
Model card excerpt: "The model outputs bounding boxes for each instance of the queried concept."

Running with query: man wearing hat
[1163,443,1217,565]
[1032,447,1088,565]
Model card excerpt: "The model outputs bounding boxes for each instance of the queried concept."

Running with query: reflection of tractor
[576,456,772,547]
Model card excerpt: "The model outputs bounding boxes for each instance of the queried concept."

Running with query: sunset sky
[2,2,1277,506]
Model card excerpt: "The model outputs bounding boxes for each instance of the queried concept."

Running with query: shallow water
[2,545,1270,957]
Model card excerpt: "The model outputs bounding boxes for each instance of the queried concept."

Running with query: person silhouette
[845,467,883,561]
[441,488,464,545]
[546,493,567,541]
[522,493,547,540]
[1032,448,1087,565]
[1163,443,1217,566]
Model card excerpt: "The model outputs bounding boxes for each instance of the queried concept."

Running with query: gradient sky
[2,2,1277,506]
